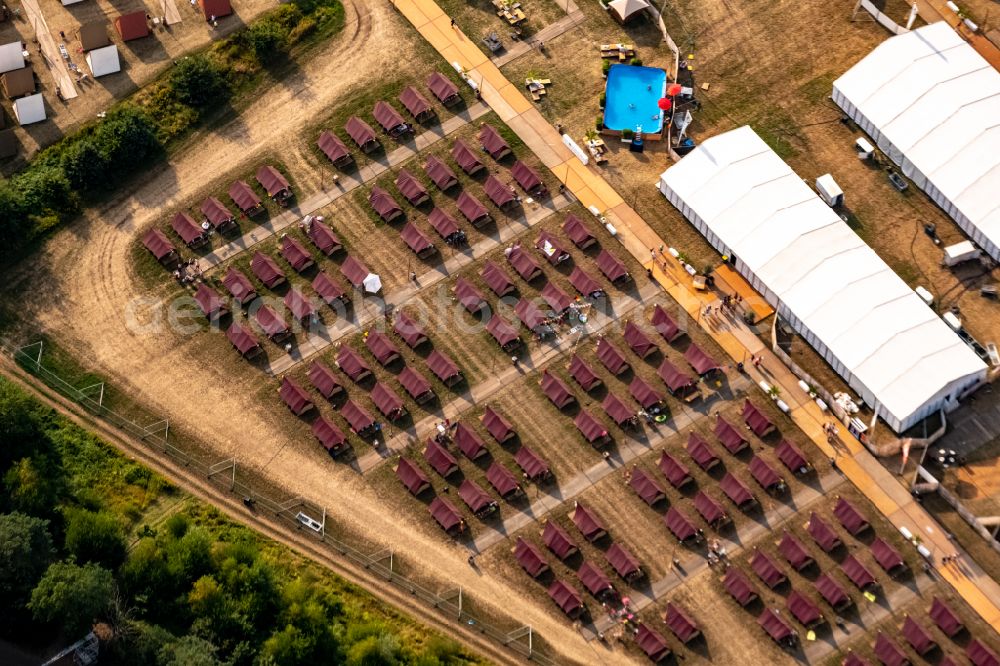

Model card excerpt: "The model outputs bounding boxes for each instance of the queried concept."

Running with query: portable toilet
[942,311,962,331]
[855,137,874,159]
[815,174,843,207]
[914,286,933,307]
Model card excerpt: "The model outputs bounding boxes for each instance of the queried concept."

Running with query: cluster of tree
[0,378,479,665]
[0,0,345,270]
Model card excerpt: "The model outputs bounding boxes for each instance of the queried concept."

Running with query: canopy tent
[317,130,353,167]
[569,354,602,391]
[11,92,44,127]
[751,549,786,589]
[0,42,25,73]
[254,305,289,342]
[929,597,963,637]
[514,445,550,481]
[400,222,435,258]
[451,139,485,175]
[226,322,261,358]
[659,451,693,489]
[369,186,403,222]
[256,166,290,199]
[336,346,372,383]
[250,252,285,288]
[308,361,344,400]
[229,180,262,214]
[562,214,597,249]
[427,71,461,105]
[424,155,459,190]
[514,538,549,577]
[748,456,782,492]
[902,616,937,655]
[279,378,314,416]
[454,423,486,460]
[724,568,758,606]
[608,0,651,23]
[815,572,850,610]
[628,468,665,506]
[651,304,684,342]
[399,367,434,403]
[395,458,430,495]
[312,416,346,455]
[758,609,794,645]
[516,298,553,337]
[372,100,409,135]
[481,260,516,296]
[201,197,237,231]
[606,543,643,582]
[340,256,372,289]
[511,160,546,197]
[547,580,583,618]
[540,370,576,409]
[833,22,1000,263]
[371,382,406,420]
[536,231,570,266]
[483,406,516,443]
[596,337,630,375]
[714,415,748,454]
[602,393,635,428]
[873,633,908,666]
[693,490,728,527]
[281,235,314,272]
[684,342,720,376]
[571,502,606,541]
[658,125,987,432]
[454,278,487,313]
[427,349,462,386]
[630,377,664,410]
[398,85,434,122]
[968,639,1000,666]
[743,399,775,437]
[486,462,521,498]
[778,531,814,571]
[542,521,578,560]
[776,439,810,474]
[506,244,543,281]
[284,288,315,323]
[478,123,511,160]
[569,267,604,299]
[787,591,822,627]
[222,267,256,304]
[578,561,614,600]
[623,321,657,358]
[424,439,459,477]
[395,168,429,206]
[115,12,150,40]
[807,513,842,553]
[312,272,349,307]
[393,310,428,348]
[341,399,376,435]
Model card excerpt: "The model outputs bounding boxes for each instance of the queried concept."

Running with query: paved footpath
[393,0,1000,634]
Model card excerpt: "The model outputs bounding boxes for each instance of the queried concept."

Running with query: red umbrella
[657,98,672,111]
[667,83,683,96]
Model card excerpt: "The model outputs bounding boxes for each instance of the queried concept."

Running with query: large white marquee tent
[833,21,1000,262]
[658,125,986,433]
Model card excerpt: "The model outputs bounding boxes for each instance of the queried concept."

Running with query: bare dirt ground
[0,0,279,168]
[0,3,612,664]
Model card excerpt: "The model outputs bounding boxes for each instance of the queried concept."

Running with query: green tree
[157,635,222,666]
[244,21,289,64]
[4,457,61,516]
[345,633,401,666]
[60,138,112,192]
[65,509,127,569]
[95,107,161,174]
[169,56,230,110]
[0,513,55,615]
[0,381,48,471]
[29,561,114,636]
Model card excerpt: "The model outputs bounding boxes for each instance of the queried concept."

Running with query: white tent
[658,125,986,432]
[86,45,121,77]
[13,93,46,125]
[608,0,650,23]
[833,22,1000,262]
[0,42,25,74]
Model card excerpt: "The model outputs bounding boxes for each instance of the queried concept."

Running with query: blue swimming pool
[603,64,667,134]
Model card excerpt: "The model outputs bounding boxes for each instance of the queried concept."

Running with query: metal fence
[4,339,550,665]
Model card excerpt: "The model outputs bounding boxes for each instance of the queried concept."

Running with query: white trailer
[942,240,980,267]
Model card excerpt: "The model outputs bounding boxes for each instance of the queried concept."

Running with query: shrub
[28,561,115,636]
[65,509,127,569]
[622,128,634,139]
[595,115,603,131]
[244,20,289,64]
[169,56,230,110]
[61,139,111,192]
[601,59,610,75]
[598,92,606,108]
[630,57,642,66]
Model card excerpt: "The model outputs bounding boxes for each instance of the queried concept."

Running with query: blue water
[603,65,667,133]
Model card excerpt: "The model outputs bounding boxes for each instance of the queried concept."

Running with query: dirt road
[1,2,616,664]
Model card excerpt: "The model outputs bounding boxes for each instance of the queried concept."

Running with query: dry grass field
[4,0,1000,662]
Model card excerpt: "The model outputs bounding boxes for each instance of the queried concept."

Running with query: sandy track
[3,3,614,664]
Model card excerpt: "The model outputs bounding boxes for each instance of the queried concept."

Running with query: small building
[3,67,35,98]
[86,45,120,77]
[115,12,150,41]
[199,0,233,20]
[0,42,25,74]
[79,22,111,51]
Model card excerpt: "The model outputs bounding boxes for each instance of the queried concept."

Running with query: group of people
[707,538,729,569]
[172,258,203,284]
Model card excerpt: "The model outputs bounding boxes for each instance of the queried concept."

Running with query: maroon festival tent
[279,377,314,416]
[514,537,549,578]
[398,85,434,122]
[451,139,485,175]
[281,235,314,272]
[714,415,749,454]
[568,354,602,391]
[317,130,352,167]
[562,214,596,249]
[834,497,870,535]
[483,406,516,444]
[284,288,315,323]
[369,186,404,223]
[659,451,693,489]
[540,370,576,409]
[596,337,630,375]
[514,446,550,482]
[571,503,607,541]
[251,252,286,289]
[724,567,758,606]
[542,521,578,560]
[665,603,701,643]
[778,531,815,571]
[395,168,430,206]
[547,580,583,618]
[307,218,343,255]
[814,572,850,611]
[399,367,434,404]
[606,543,643,582]
[486,462,521,499]
[400,222,436,258]
[395,458,430,495]
[345,116,379,152]
[507,244,544,281]
[366,330,401,366]
[454,422,487,460]
[636,624,672,663]
[743,399,776,437]
[578,561,615,601]
[569,266,604,299]
[454,278,487,313]
[693,490,728,527]
[312,272,350,308]
[308,361,344,400]
[393,310,428,348]
[651,304,685,343]
[750,549,786,589]
[193,284,228,321]
[481,260,516,297]
[487,315,521,351]
[576,409,611,446]
[478,123,511,160]
[623,321,658,358]
[424,155,459,190]
[311,416,347,455]
[371,382,406,421]
[786,591,822,627]
[456,191,491,227]
[807,513,842,553]
[427,71,460,106]
[427,349,462,386]
[684,342,720,375]
[222,268,256,305]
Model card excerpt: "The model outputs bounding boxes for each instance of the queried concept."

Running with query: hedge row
[0,0,344,269]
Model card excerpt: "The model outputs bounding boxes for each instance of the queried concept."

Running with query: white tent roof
[608,0,650,21]
[14,93,46,125]
[86,45,121,77]
[658,126,986,431]
[833,22,1000,261]
[0,42,25,74]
